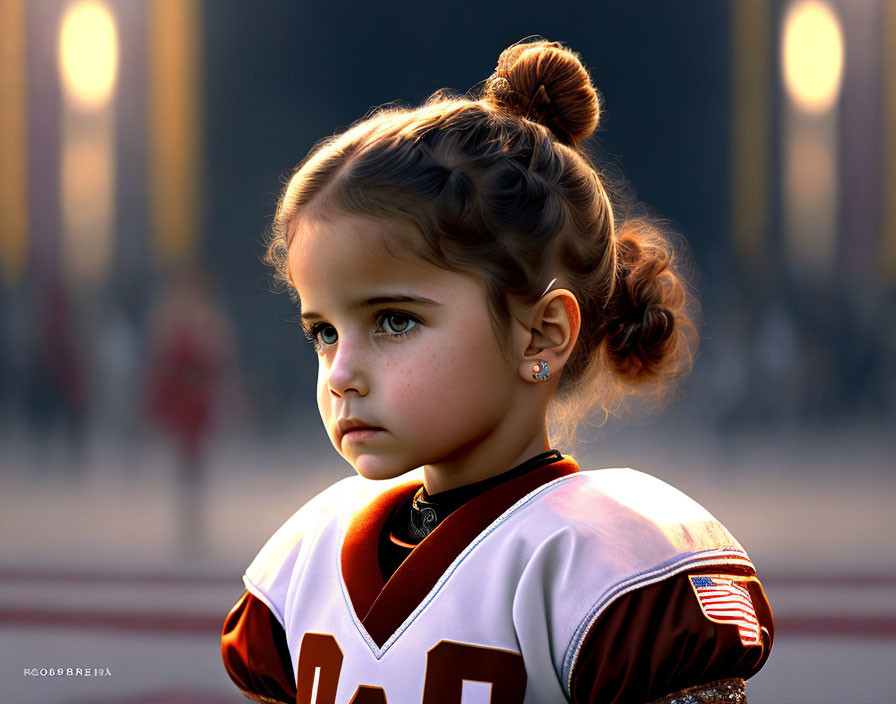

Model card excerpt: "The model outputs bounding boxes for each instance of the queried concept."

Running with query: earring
[531,360,550,381]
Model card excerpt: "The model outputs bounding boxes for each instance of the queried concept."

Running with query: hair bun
[484,39,600,146]
[599,220,693,387]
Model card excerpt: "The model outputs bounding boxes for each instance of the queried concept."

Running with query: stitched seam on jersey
[561,549,754,696]
[359,472,586,659]
[336,473,448,659]
[243,574,287,629]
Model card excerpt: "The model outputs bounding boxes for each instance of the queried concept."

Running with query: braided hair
[267,39,698,441]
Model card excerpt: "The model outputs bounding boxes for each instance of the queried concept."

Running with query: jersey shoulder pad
[571,467,747,557]
[528,468,755,689]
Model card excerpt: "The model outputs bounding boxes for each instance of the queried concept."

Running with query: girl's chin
[351,455,416,482]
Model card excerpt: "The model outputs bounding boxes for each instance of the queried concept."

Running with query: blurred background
[1,0,894,702]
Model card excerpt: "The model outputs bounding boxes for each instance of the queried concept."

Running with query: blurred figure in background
[23,280,89,473]
[145,267,237,556]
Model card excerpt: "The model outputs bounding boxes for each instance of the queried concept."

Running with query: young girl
[222,40,773,704]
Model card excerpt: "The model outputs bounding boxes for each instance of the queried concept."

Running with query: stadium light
[59,0,118,112]
[782,0,844,114]
[58,0,118,288]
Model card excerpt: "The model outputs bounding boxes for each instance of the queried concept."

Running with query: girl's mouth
[343,427,383,443]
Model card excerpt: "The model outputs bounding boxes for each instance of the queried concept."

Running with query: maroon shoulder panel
[569,567,774,704]
[221,589,297,704]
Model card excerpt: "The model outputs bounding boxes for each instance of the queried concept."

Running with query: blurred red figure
[149,307,219,455]
[146,268,235,555]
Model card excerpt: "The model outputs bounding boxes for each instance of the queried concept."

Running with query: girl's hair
[266,39,699,444]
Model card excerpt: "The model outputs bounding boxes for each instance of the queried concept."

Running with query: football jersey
[223,456,772,703]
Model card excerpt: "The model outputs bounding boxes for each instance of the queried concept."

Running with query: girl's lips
[342,427,383,443]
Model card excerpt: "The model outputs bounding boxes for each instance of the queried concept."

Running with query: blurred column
[731,0,772,272]
[839,0,882,284]
[25,1,62,286]
[780,0,844,281]
[147,0,203,269]
[0,0,29,287]
[883,0,896,280]
[112,0,150,297]
[58,0,119,290]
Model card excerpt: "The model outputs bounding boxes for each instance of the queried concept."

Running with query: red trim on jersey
[341,456,580,647]
[340,481,421,621]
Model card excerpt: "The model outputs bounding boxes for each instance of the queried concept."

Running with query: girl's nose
[325,343,369,397]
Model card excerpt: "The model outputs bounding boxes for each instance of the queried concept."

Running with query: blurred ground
[1,419,894,703]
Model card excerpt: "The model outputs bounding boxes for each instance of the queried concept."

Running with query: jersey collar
[340,455,580,648]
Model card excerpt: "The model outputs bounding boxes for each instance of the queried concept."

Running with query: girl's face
[288,213,527,484]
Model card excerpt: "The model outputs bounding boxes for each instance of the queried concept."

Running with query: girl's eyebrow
[300,294,442,322]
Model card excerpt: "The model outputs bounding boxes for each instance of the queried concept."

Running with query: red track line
[774,616,896,638]
[0,568,236,588]
[1,567,895,588]
[0,608,222,635]
[2,608,896,639]
[762,574,896,588]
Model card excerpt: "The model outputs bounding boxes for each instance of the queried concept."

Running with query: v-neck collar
[339,455,580,648]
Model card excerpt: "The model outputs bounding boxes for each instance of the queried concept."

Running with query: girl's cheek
[396,352,471,418]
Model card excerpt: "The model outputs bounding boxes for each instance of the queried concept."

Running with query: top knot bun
[484,40,600,146]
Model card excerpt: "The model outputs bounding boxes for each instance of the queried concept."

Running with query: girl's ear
[514,289,581,384]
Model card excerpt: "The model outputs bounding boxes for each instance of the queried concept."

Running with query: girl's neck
[422,422,551,494]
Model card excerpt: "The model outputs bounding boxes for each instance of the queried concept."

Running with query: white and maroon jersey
[223,456,773,703]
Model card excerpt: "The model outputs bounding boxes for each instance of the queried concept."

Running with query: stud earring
[531,360,550,381]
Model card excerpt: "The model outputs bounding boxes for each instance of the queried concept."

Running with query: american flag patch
[689,574,761,646]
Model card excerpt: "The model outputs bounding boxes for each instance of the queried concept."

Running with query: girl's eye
[303,323,338,348]
[319,325,338,345]
[379,312,418,336]
[303,313,418,349]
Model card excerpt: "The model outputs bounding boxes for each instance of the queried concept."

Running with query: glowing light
[59,0,118,111]
[781,1,844,114]
[61,134,114,286]
[783,125,838,277]
[787,131,834,208]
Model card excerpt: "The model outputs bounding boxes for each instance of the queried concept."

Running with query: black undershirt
[377,450,563,581]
